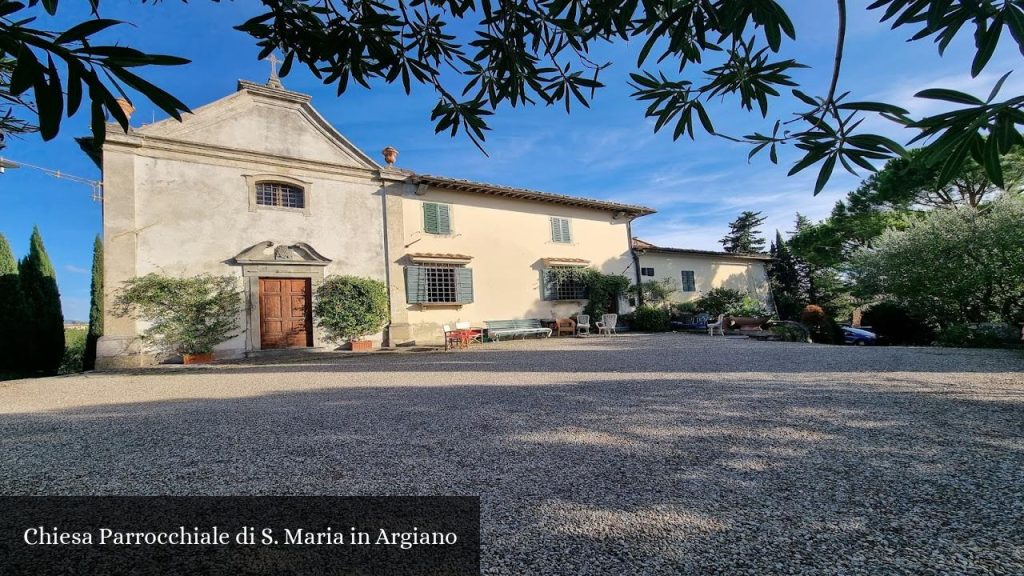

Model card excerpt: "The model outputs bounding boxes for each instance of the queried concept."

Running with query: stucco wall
[637,251,771,305]
[386,184,636,345]
[97,83,387,367]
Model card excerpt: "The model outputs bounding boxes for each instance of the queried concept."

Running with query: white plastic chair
[707,314,725,336]
[575,314,591,336]
[596,313,618,336]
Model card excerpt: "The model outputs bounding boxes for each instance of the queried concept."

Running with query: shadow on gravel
[116,334,1024,377]
[1,373,1022,574]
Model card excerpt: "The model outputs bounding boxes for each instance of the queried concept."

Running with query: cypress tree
[19,226,64,372]
[84,235,103,370]
[0,233,28,370]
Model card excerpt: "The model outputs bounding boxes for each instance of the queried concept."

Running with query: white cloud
[64,264,88,274]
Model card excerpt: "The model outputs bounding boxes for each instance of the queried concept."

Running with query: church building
[95,77,654,368]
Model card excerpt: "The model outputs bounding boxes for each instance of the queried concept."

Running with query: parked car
[842,326,878,346]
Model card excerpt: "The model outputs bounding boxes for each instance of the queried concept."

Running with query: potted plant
[314,275,389,352]
[113,274,243,364]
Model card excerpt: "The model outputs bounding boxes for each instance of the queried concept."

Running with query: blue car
[842,326,878,346]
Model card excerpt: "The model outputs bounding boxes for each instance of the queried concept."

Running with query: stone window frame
[244,174,313,216]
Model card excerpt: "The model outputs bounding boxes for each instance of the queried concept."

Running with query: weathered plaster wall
[636,251,771,305]
[96,83,386,368]
[386,184,636,345]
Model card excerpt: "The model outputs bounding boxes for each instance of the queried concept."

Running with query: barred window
[255,182,305,209]
[406,264,474,304]
[641,267,655,277]
[544,267,587,300]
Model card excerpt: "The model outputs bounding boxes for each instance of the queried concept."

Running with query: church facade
[95,79,654,368]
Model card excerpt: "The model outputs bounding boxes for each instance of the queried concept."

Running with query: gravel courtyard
[2,334,1023,574]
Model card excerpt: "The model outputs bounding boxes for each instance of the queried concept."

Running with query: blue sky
[0,1,1019,320]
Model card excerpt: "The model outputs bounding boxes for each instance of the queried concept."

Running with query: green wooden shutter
[541,269,552,300]
[423,203,451,234]
[405,266,425,303]
[455,267,474,303]
[560,218,571,242]
[423,203,439,234]
[438,204,451,234]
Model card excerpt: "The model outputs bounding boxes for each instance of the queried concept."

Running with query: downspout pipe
[627,219,644,308]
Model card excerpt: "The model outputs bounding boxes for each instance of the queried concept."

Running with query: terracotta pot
[350,340,373,352]
[183,352,214,365]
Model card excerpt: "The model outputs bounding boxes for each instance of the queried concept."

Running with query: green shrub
[581,271,631,318]
[694,288,745,317]
[862,301,934,345]
[936,323,1020,348]
[59,329,87,374]
[769,321,810,342]
[314,275,389,343]
[672,301,701,318]
[631,305,671,332]
[114,274,243,355]
[728,295,769,317]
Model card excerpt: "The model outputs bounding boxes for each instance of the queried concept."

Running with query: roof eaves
[411,174,656,216]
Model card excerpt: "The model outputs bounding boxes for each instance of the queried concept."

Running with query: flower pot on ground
[183,352,215,365]
[350,339,374,352]
[113,274,243,362]
[314,276,389,351]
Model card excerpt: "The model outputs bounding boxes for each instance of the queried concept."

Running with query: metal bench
[485,319,552,341]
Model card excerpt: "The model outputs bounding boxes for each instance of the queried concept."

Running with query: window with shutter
[405,263,472,304]
[550,217,571,243]
[543,267,587,300]
[423,202,452,234]
[681,270,696,292]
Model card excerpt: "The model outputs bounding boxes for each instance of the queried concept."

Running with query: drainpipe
[626,219,644,308]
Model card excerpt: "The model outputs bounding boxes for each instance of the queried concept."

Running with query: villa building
[632,238,773,306]
[94,78,652,368]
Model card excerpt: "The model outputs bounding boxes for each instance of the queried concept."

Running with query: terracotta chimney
[115,98,135,122]
[382,146,398,166]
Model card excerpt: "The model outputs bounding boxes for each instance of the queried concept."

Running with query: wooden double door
[259,278,313,349]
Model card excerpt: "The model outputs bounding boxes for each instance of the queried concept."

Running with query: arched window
[255,182,305,209]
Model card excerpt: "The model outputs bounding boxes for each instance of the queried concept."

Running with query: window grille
[545,267,587,300]
[550,217,572,243]
[641,267,655,277]
[422,264,458,303]
[681,270,696,292]
[255,182,305,209]
[405,264,474,304]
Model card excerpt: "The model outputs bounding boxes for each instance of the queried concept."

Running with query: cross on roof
[265,53,284,89]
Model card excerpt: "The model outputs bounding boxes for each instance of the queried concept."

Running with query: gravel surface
[2,334,1023,574]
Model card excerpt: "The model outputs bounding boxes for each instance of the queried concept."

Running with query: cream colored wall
[637,251,771,305]
[385,184,636,345]
[98,140,387,366]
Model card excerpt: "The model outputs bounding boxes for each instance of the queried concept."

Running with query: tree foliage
[84,234,102,370]
[18,225,63,371]
[850,194,1024,327]
[640,278,676,308]
[0,232,27,370]
[767,230,802,321]
[720,210,766,253]
[113,273,243,356]
[2,1,1024,191]
[314,275,389,343]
